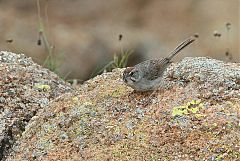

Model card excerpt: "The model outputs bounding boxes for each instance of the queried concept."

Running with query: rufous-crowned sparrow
[123,37,195,91]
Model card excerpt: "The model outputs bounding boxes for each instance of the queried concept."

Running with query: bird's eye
[129,71,139,82]
[129,71,137,77]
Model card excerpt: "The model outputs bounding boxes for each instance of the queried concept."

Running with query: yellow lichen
[83,101,93,106]
[172,99,203,117]
[72,96,79,103]
[172,106,189,117]
[111,85,128,97]
[34,84,51,91]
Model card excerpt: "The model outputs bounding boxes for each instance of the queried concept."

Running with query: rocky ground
[0,51,73,160]
[1,51,240,160]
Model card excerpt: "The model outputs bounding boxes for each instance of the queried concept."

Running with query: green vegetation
[105,49,132,70]
[92,49,133,77]
[37,0,63,75]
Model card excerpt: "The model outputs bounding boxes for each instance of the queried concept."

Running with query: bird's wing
[139,59,170,80]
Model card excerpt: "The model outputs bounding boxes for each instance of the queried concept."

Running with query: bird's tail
[166,36,195,60]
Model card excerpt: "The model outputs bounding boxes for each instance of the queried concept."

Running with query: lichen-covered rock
[4,56,240,160]
[168,57,240,99]
[0,51,73,160]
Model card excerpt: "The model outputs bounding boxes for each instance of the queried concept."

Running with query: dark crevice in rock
[0,129,14,161]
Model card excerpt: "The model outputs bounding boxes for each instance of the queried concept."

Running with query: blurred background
[0,0,239,81]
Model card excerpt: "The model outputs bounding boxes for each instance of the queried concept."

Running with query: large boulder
[2,52,240,160]
[0,51,73,160]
